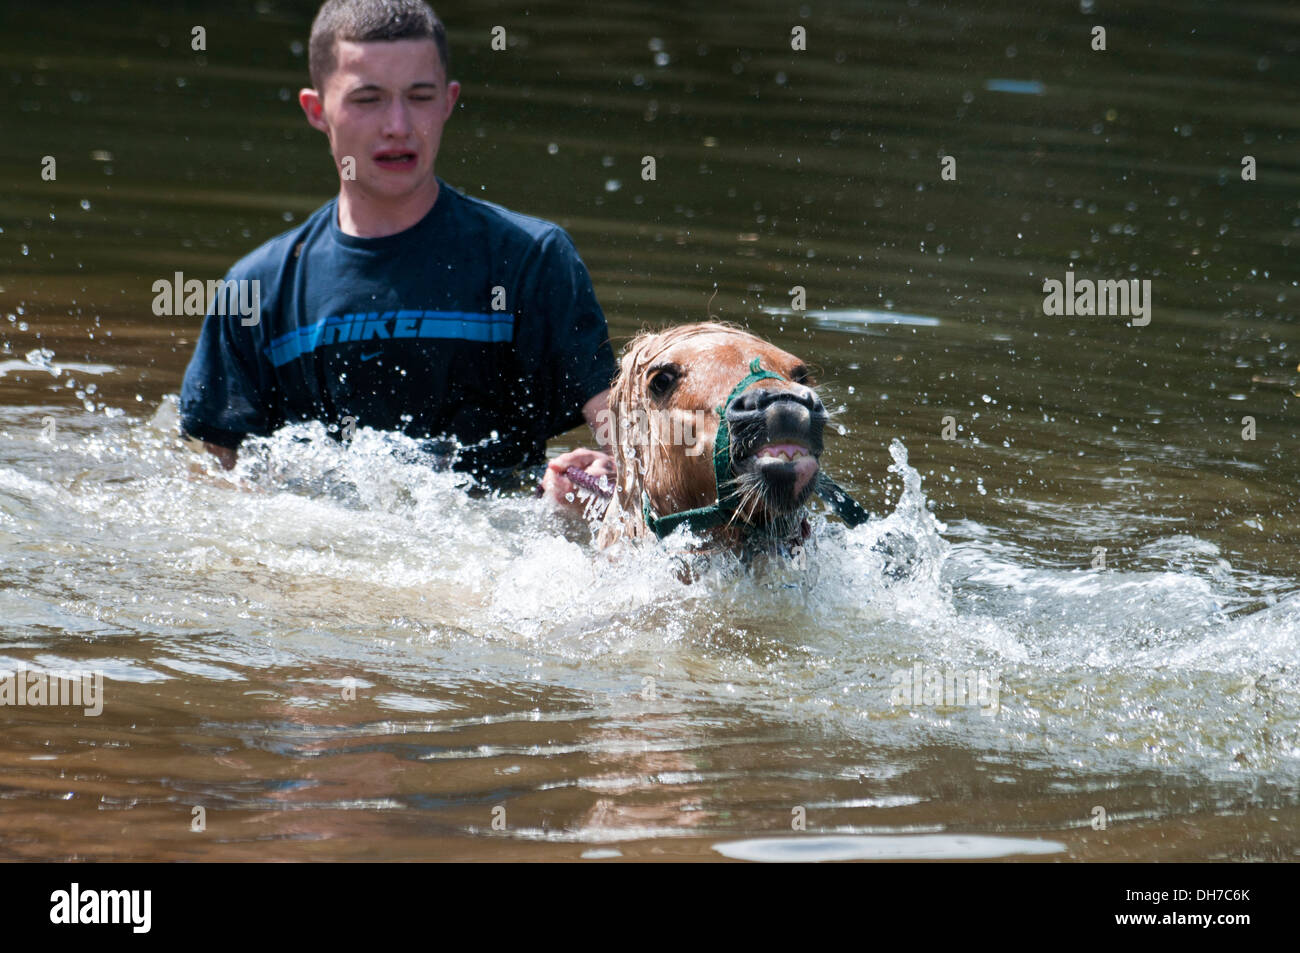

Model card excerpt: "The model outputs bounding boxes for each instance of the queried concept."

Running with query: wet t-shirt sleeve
[179,269,281,448]
[512,227,616,442]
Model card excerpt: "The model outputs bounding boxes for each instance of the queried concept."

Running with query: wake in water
[1,398,1298,789]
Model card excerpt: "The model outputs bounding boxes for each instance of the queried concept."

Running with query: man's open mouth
[373,149,418,171]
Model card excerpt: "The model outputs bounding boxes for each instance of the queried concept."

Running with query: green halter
[640,357,871,539]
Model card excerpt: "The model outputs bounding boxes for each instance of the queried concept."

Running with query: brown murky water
[2,0,1299,861]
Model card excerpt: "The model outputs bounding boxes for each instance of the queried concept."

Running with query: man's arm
[511,226,617,512]
[179,264,278,471]
[540,388,613,509]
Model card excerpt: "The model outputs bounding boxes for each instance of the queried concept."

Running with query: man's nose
[383,99,414,137]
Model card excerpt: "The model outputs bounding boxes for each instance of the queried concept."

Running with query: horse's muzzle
[726,385,827,511]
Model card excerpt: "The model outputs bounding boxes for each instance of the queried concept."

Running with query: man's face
[301,38,460,202]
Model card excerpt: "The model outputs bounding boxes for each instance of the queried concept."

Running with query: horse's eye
[790,365,813,385]
[648,367,679,398]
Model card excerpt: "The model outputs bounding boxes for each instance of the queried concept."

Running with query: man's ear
[444,80,461,119]
[299,88,329,133]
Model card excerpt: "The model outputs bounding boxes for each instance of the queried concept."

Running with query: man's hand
[541,447,615,514]
[203,441,238,470]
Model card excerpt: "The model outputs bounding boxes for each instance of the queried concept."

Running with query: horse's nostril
[794,385,821,411]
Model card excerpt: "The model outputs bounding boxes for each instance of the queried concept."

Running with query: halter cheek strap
[640,357,872,539]
[642,357,782,538]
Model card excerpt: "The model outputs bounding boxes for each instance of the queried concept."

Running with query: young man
[179,0,614,508]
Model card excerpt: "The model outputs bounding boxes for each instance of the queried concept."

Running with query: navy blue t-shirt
[180,178,615,476]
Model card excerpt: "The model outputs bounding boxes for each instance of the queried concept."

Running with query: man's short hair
[308,0,450,91]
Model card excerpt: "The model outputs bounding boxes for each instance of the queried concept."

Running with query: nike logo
[360,351,382,361]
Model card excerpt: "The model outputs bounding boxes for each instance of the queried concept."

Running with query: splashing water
[11,407,1297,772]
[1,399,1298,860]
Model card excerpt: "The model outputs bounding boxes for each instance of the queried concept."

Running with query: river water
[1,0,1298,860]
